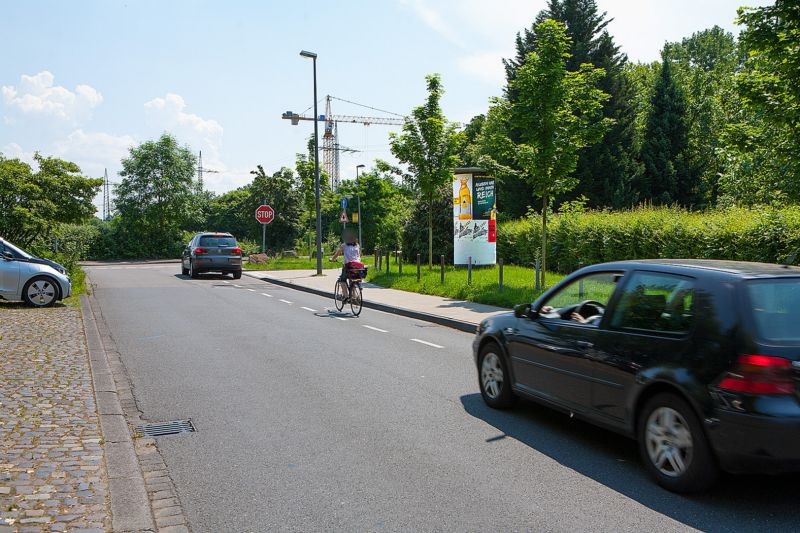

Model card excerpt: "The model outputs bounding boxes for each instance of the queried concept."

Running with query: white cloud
[457,51,509,87]
[1,71,103,121]
[1,142,36,165]
[144,93,223,137]
[398,0,464,46]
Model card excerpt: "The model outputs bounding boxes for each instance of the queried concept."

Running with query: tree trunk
[541,193,548,288]
[428,192,433,270]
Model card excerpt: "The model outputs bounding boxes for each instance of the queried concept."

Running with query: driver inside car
[540,304,603,324]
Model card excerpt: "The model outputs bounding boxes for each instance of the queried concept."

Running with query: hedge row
[497,206,800,272]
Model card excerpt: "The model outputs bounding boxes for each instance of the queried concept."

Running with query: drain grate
[135,419,195,438]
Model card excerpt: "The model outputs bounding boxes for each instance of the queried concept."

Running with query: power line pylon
[102,168,111,221]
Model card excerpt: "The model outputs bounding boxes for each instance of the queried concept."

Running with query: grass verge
[367,262,565,309]
[63,265,87,307]
[244,256,343,271]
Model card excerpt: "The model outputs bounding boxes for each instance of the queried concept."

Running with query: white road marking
[363,325,388,333]
[301,306,317,312]
[233,284,242,288]
[261,293,273,297]
[247,288,255,292]
[223,280,230,284]
[279,299,293,304]
[334,317,348,321]
[410,338,443,349]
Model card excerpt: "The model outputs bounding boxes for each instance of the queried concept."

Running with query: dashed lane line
[334,317,348,321]
[410,338,443,349]
[301,306,317,312]
[279,299,293,304]
[233,284,242,288]
[363,325,388,333]
[261,293,273,297]
[247,288,256,292]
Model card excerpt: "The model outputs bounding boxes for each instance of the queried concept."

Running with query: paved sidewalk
[244,268,509,330]
[0,305,110,532]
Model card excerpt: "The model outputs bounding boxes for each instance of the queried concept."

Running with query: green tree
[719,1,800,204]
[115,134,198,257]
[248,165,304,252]
[503,0,637,209]
[0,153,102,246]
[636,49,694,205]
[390,74,461,268]
[479,19,609,286]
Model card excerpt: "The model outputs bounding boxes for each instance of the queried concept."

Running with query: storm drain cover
[135,419,195,438]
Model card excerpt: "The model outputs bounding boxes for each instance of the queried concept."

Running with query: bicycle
[333,261,368,316]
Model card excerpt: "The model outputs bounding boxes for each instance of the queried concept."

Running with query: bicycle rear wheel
[349,283,363,316]
[334,280,345,311]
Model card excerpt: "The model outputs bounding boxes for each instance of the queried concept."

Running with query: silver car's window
[1,240,32,259]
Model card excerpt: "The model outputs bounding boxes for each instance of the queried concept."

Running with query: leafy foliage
[390,74,461,267]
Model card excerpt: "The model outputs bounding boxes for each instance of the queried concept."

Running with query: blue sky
[2,0,772,210]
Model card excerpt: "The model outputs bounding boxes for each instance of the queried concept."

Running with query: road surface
[85,263,799,532]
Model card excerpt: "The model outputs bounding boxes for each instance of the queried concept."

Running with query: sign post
[255,203,275,253]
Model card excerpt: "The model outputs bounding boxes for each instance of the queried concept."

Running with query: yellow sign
[351,212,359,223]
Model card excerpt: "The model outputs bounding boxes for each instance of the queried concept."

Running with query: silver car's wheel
[481,352,504,400]
[645,406,693,477]
[22,276,59,307]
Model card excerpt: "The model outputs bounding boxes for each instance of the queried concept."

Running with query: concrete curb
[244,272,478,333]
[81,294,156,532]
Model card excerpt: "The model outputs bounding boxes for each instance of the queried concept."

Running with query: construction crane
[196,150,218,191]
[282,95,406,188]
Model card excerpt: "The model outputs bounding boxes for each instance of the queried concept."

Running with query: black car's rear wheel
[478,343,516,409]
[181,262,189,276]
[637,392,718,493]
[232,270,242,279]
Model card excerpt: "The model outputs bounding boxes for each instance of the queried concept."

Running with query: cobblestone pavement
[0,304,110,532]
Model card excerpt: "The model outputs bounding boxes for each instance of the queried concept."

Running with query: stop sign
[255,204,275,224]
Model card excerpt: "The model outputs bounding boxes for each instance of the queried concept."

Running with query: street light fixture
[300,49,323,275]
[356,164,365,248]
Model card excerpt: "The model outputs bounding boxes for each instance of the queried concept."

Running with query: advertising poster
[453,170,496,265]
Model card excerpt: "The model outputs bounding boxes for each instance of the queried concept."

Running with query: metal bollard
[440,255,445,284]
[468,256,472,285]
[535,257,541,291]
[499,258,504,291]
[398,252,402,274]
[417,254,421,282]
[386,250,390,274]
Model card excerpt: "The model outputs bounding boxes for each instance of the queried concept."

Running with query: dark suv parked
[473,259,800,492]
[182,232,242,279]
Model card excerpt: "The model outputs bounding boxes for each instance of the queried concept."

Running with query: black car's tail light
[193,247,208,255]
[717,354,795,395]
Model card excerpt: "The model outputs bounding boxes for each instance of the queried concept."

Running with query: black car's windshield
[198,236,237,247]
[746,278,800,342]
[1,240,33,259]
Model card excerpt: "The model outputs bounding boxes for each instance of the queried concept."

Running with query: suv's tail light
[193,247,208,255]
[230,247,242,254]
[718,354,795,395]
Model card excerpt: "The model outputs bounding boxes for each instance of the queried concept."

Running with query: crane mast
[282,95,405,188]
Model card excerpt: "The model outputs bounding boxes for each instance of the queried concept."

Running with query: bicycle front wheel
[349,283,363,316]
[334,280,345,311]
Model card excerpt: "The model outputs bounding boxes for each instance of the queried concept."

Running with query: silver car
[181,232,243,279]
[0,238,72,307]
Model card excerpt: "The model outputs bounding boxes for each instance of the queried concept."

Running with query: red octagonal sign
[255,204,275,224]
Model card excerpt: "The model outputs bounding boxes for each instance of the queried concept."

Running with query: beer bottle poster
[452,170,496,265]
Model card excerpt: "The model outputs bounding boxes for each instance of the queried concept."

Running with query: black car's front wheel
[478,343,516,409]
[637,392,718,493]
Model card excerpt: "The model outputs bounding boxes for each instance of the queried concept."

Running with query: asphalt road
[86,263,800,532]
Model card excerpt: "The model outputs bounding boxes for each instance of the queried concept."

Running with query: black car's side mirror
[514,303,536,319]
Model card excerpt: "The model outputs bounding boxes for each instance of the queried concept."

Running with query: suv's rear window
[746,279,800,342]
[199,236,237,247]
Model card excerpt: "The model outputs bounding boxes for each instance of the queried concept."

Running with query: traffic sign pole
[262,199,266,253]
[254,203,275,254]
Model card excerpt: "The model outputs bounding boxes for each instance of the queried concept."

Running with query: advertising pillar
[453,167,496,265]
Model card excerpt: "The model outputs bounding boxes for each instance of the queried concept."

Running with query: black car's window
[198,236,237,247]
[540,272,622,324]
[746,278,800,342]
[610,272,694,333]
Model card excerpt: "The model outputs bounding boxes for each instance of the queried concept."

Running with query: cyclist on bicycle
[330,229,363,287]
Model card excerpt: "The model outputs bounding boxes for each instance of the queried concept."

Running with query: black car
[473,259,800,492]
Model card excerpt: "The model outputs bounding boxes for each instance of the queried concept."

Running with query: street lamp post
[356,164,365,247]
[300,49,323,275]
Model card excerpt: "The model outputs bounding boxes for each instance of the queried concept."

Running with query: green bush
[497,206,800,272]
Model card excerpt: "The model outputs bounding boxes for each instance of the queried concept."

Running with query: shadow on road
[173,274,233,281]
[460,393,800,532]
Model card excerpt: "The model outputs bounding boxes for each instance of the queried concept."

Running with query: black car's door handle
[576,340,594,349]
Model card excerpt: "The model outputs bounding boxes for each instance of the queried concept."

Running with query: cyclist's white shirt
[344,243,361,263]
